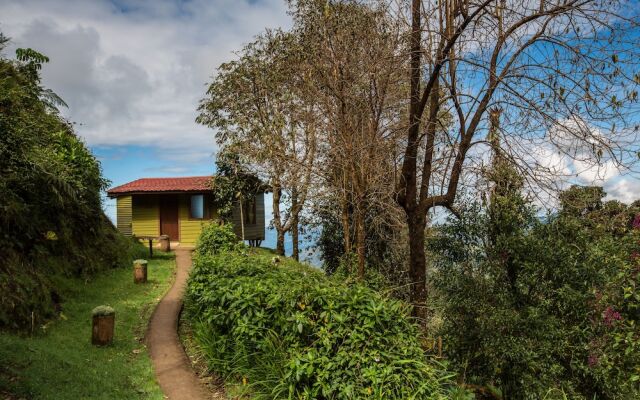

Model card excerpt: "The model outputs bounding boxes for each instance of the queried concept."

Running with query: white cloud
[604,176,640,204]
[0,0,291,153]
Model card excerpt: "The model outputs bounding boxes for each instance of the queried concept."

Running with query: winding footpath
[147,248,210,400]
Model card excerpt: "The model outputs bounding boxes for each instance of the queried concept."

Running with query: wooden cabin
[107,176,265,246]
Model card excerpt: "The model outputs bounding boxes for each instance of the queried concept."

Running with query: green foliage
[91,305,115,317]
[184,248,461,399]
[210,151,262,220]
[330,253,390,293]
[194,222,242,257]
[0,36,134,330]
[315,198,412,301]
[428,183,640,399]
[0,256,174,399]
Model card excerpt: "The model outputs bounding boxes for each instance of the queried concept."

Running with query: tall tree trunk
[407,212,427,320]
[397,0,430,314]
[239,197,245,242]
[272,183,286,256]
[354,206,366,279]
[276,230,285,256]
[291,189,299,261]
[292,214,299,261]
[341,197,351,255]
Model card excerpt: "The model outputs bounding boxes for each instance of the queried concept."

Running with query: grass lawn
[0,252,175,400]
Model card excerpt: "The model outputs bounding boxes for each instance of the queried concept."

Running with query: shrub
[194,222,240,257]
[0,39,136,330]
[184,249,462,399]
[428,187,640,399]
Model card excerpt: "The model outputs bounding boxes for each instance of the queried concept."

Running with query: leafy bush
[194,222,241,257]
[0,37,135,329]
[185,249,462,399]
[428,186,640,399]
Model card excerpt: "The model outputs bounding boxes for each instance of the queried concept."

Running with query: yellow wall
[178,194,218,245]
[116,196,132,236]
[132,196,159,237]
[118,194,224,244]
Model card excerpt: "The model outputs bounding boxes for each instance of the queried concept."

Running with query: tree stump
[133,259,148,284]
[159,235,170,252]
[91,306,115,346]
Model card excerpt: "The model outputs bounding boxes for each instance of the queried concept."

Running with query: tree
[396,0,640,315]
[429,183,640,398]
[289,0,406,278]
[1,37,132,329]
[198,31,316,260]
[210,151,263,242]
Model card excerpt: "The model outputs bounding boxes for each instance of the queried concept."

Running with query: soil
[147,249,225,399]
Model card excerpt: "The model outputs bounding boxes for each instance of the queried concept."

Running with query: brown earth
[147,248,223,399]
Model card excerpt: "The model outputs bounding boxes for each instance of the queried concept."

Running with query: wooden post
[92,306,115,346]
[133,259,148,284]
[159,235,170,252]
[148,238,153,258]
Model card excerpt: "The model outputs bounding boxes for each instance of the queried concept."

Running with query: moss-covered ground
[0,252,175,399]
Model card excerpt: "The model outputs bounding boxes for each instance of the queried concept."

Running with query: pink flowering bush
[632,214,640,229]
[586,220,640,394]
[430,186,640,398]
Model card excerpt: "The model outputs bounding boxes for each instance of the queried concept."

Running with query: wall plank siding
[231,193,265,240]
[132,195,160,237]
[178,194,218,245]
[115,191,265,244]
[116,196,133,236]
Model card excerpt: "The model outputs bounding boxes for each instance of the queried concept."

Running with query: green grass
[0,252,176,400]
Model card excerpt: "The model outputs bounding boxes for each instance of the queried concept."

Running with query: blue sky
[1,0,638,260]
[0,0,309,256]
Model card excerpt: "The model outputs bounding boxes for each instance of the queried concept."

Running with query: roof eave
[106,189,215,198]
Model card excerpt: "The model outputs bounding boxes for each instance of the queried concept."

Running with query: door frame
[159,195,180,241]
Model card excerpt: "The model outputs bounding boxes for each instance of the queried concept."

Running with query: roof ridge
[106,175,214,197]
[135,175,212,180]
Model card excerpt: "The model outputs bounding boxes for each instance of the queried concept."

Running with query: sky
[1,0,639,256]
[0,0,302,253]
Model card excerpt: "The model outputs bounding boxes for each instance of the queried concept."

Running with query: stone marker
[92,305,115,346]
[133,259,148,284]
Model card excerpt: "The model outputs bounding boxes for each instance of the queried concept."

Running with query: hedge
[184,230,462,399]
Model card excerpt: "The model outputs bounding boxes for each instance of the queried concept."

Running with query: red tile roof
[107,176,213,197]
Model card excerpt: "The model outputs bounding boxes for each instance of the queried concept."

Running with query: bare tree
[290,0,407,277]
[197,31,317,260]
[395,0,640,315]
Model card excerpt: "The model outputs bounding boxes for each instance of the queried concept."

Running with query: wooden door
[160,196,179,241]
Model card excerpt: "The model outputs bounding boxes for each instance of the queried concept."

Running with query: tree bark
[341,197,351,255]
[276,230,285,256]
[292,215,299,261]
[396,0,429,314]
[407,212,427,320]
[354,206,366,279]
[239,196,245,242]
[272,183,286,256]
[291,189,300,261]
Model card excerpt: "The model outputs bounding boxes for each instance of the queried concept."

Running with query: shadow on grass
[0,257,176,399]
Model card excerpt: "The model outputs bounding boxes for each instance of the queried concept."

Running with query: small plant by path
[0,254,175,399]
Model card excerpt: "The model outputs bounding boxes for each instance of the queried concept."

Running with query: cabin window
[190,195,205,219]
[244,199,256,225]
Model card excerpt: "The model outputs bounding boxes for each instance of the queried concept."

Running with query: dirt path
[147,248,212,400]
